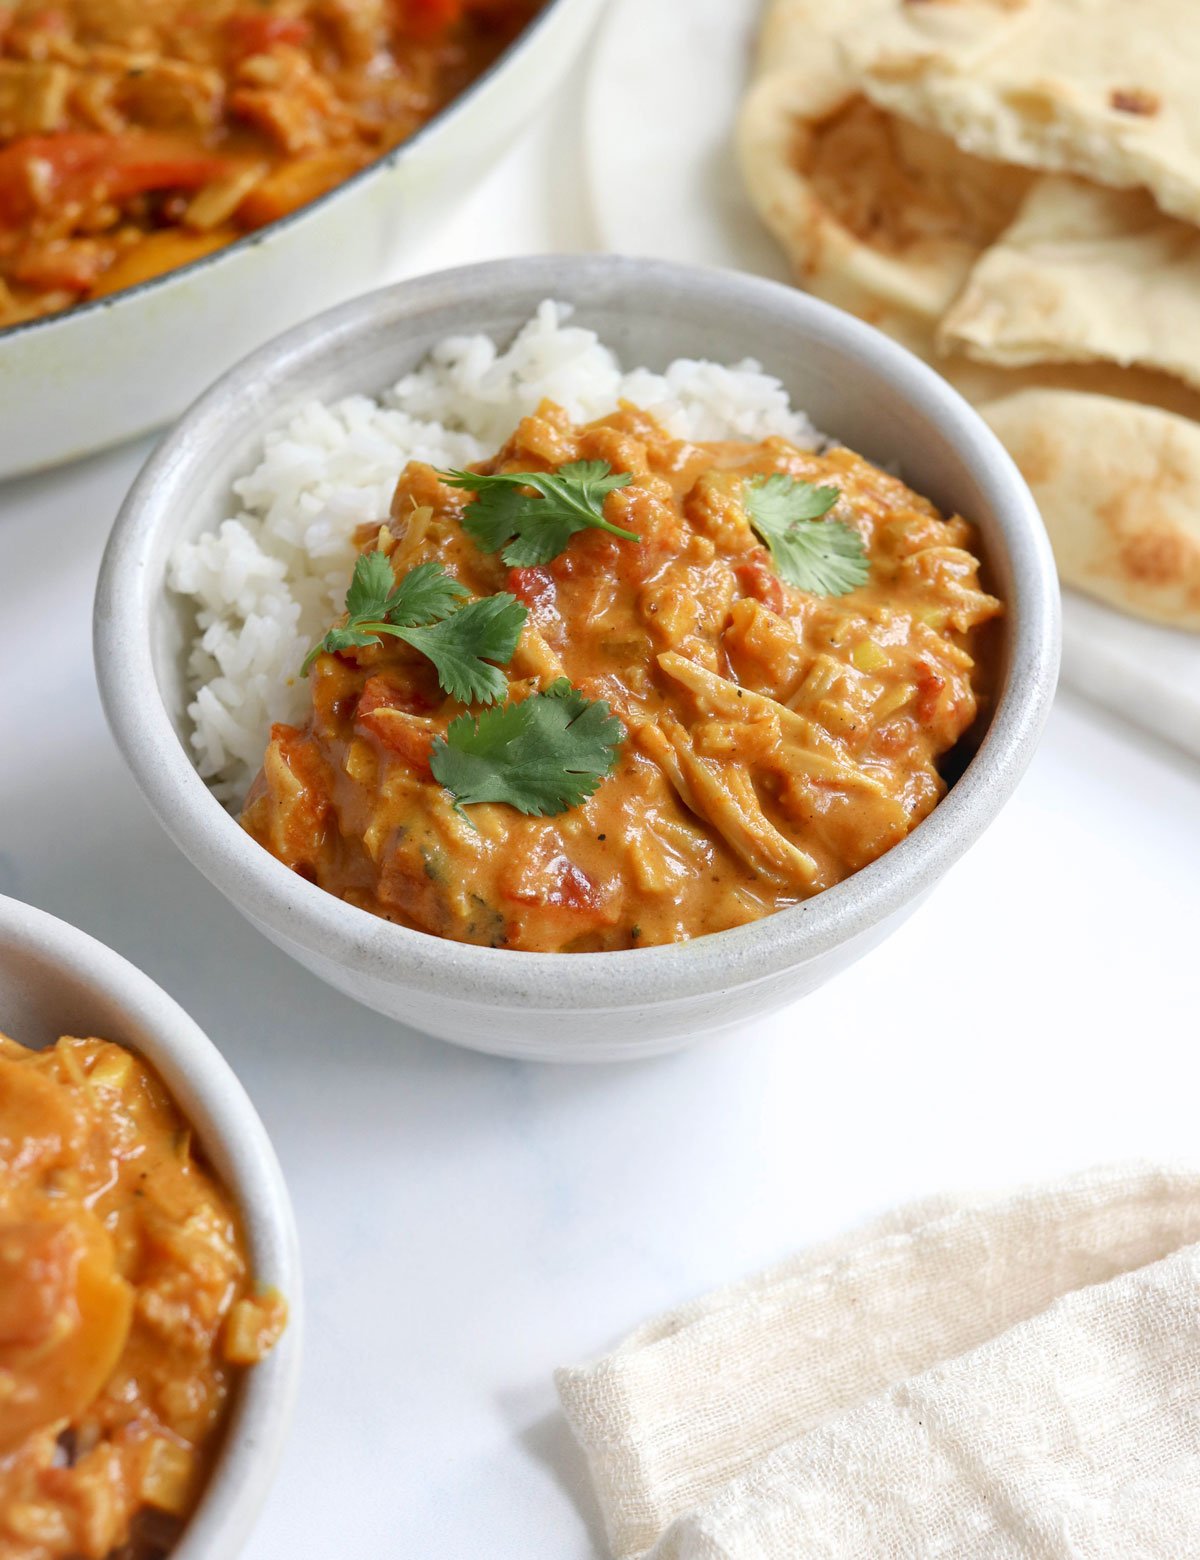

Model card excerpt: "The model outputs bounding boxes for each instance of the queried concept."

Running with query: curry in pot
[0,0,542,326]
[243,402,1002,952]
[0,1033,286,1560]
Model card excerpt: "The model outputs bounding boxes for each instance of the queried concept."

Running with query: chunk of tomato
[505,565,557,616]
[734,550,786,615]
[504,853,600,912]
[916,666,947,725]
[0,133,234,227]
[355,675,435,721]
[0,135,107,225]
[395,0,515,38]
[355,681,436,777]
[395,0,463,38]
[227,14,313,59]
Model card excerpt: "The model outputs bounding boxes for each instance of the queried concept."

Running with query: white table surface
[2,53,1200,1560]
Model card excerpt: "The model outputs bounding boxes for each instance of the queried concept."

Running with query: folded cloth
[555,1164,1200,1559]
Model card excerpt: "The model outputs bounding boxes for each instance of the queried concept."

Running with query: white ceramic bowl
[95,255,1061,1063]
[0,0,603,479]
[0,894,302,1558]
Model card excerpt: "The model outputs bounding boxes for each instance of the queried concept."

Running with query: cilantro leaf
[393,593,527,707]
[440,460,639,566]
[446,482,525,555]
[344,549,396,621]
[430,678,624,816]
[743,474,870,596]
[383,558,471,628]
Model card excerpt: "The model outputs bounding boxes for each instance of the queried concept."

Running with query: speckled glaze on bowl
[94,256,1061,1063]
[0,0,603,478]
[0,894,302,1557]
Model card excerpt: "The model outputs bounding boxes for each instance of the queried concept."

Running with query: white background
[2,44,1199,1560]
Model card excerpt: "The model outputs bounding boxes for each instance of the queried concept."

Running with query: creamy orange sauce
[243,402,1002,952]
[0,1033,286,1560]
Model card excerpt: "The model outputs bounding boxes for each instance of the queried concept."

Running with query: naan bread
[848,0,1200,225]
[740,12,1200,418]
[981,390,1200,629]
[752,0,891,80]
[940,178,1200,392]
[738,77,1030,330]
[741,0,1200,630]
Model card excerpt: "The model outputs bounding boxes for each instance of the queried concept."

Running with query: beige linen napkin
[556,1164,1200,1559]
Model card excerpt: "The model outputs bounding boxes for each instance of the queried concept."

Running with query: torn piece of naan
[847,0,1200,226]
[981,389,1200,629]
[738,75,1031,331]
[751,0,890,79]
[939,177,1200,392]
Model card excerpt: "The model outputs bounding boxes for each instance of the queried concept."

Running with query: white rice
[169,301,821,802]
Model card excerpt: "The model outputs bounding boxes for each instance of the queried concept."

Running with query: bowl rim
[0,0,582,345]
[0,893,302,1558]
[95,253,1061,1013]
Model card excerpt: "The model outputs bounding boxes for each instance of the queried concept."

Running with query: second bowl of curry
[0,894,301,1558]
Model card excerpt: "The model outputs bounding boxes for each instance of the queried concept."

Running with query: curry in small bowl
[0,1030,286,1560]
[242,401,1001,952]
[98,260,1058,1055]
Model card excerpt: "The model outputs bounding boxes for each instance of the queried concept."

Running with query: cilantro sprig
[440,460,639,566]
[430,678,623,817]
[743,474,870,596]
[302,553,465,675]
[303,553,527,706]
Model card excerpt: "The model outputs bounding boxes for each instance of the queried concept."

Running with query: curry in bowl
[0,1030,286,1560]
[0,0,541,328]
[241,400,1001,952]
